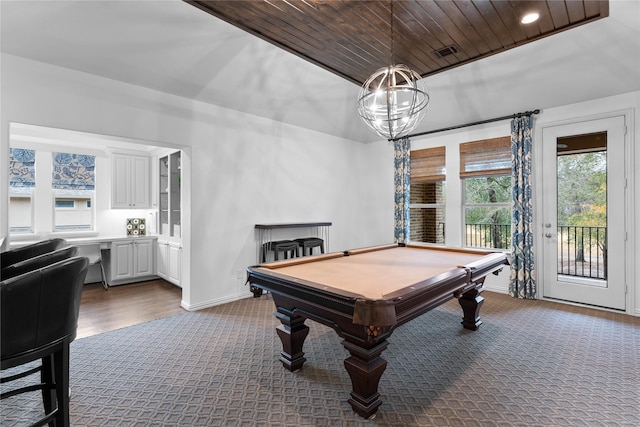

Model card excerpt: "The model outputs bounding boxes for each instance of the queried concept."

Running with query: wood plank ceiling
[186,0,609,86]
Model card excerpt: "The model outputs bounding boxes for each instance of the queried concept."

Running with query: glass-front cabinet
[158,151,181,238]
[156,149,182,287]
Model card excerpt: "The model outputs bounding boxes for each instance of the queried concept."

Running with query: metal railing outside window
[465,223,511,250]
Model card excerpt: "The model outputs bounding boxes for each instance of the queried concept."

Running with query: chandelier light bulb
[357,64,429,140]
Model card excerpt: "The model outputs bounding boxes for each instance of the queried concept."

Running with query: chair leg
[99,261,108,290]
[53,345,71,427]
[41,355,56,420]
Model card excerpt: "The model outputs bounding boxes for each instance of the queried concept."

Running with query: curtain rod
[391,109,540,141]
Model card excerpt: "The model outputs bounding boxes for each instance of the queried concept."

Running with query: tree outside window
[460,137,512,249]
[464,175,511,249]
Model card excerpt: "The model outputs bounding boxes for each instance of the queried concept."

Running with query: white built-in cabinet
[109,238,155,285]
[156,149,183,287]
[157,240,182,287]
[158,151,181,237]
[111,153,151,208]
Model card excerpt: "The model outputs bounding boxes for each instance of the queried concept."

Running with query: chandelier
[356,1,429,140]
[357,64,429,140]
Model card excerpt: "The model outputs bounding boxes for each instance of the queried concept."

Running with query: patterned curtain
[9,148,36,188]
[52,152,95,190]
[509,116,536,298]
[394,137,411,243]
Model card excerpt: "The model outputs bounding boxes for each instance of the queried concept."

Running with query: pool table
[247,243,508,418]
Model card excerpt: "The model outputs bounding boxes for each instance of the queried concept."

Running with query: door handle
[545,233,552,238]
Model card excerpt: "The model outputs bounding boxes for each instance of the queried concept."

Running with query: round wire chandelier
[357,64,429,140]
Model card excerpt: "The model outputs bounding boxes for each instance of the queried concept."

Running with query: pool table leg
[342,339,389,419]
[275,309,309,372]
[458,282,485,331]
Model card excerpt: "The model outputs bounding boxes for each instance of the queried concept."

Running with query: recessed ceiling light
[521,12,539,24]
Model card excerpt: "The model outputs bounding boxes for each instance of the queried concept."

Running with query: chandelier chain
[390,0,394,64]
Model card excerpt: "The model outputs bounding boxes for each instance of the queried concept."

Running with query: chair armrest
[0,238,67,268]
[1,246,78,280]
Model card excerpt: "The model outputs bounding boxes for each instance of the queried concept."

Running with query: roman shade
[9,148,35,188]
[410,146,445,183]
[459,137,511,178]
[52,152,95,190]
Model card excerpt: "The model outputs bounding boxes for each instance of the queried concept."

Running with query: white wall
[185,104,392,308]
[0,53,392,309]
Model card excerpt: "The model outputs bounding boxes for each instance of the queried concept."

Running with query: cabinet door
[111,154,132,208]
[112,154,150,208]
[134,239,154,277]
[131,155,150,208]
[156,241,168,279]
[111,241,133,280]
[168,244,181,285]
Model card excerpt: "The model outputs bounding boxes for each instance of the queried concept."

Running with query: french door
[541,116,626,310]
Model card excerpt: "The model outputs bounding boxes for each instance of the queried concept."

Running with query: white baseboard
[181,291,252,312]
[483,284,509,295]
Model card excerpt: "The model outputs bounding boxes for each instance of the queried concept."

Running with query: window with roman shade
[410,146,446,245]
[52,152,95,190]
[9,148,36,188]
[459,137,511,178]
[9,148,36,233]
[460,136,511,249]
[411,146,445,183]
[52,152,96,231]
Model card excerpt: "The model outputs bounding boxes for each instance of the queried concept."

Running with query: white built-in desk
[11,235,158,286]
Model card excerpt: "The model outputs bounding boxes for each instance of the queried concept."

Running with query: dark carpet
[1,292,639,426]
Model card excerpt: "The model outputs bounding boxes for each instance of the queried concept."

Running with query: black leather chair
[1,246,78,281]
[1,256,89,427]
[1,238,67,268]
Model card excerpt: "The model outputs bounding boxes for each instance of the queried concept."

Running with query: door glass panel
[556,132,607,284]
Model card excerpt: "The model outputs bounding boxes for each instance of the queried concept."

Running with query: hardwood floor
[77,279,184,339]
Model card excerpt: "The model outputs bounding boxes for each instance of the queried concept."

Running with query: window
[409,147,446,244]
[52,152,95,231]
[460,137,511,249]
[55,199,76,208]
[8,148,36,233]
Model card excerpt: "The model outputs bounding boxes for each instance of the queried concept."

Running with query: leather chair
[0,246,78,281]
[1,256,89,427]
[1,238,67,268]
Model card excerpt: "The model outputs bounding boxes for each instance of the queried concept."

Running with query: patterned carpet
[1,291,639,426]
